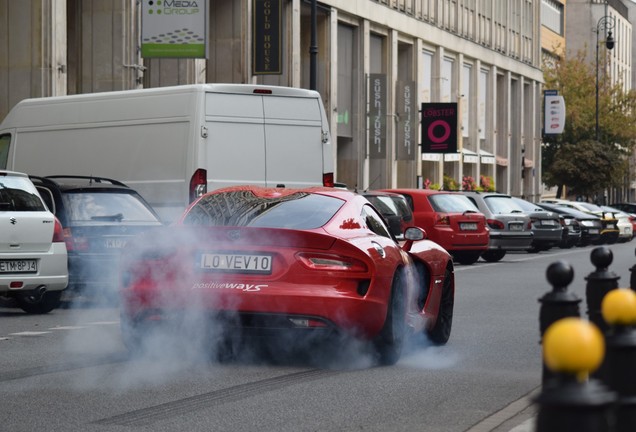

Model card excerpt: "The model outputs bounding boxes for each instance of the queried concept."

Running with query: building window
[541,0,563,36]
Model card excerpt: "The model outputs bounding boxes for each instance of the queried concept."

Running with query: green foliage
[542,49,636,191]
[443,174,459,191]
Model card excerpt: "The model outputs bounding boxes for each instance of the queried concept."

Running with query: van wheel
[481,250,506,262]
[16,291,62,314]
[374,270,406,366]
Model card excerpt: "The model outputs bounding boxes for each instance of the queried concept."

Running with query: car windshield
[183,191,344,229]
[0,176,46,211]
[484,196,525,214]
[62,191,160,223]
[576,202,603,212]
[429,193,480,213]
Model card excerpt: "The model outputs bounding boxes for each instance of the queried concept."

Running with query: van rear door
[263,96,325,188]
[204,93,267,189]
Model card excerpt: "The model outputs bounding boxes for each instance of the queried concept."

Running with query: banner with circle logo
[420,102,458,154]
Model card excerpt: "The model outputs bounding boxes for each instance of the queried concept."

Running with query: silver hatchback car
[461,191,534,262]
[0,170,68,313]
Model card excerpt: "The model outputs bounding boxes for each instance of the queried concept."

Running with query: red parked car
[379,189,490,265]
[119,186,455,365]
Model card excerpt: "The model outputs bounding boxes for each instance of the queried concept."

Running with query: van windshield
[0,134,10,169]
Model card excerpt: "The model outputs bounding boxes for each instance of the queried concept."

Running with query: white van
[0,84,334,222]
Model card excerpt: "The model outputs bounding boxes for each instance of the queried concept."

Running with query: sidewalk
[465,387,539,432]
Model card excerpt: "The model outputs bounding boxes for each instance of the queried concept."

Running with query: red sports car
[119,186,455,365]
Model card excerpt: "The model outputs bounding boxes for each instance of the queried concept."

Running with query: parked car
[553,201,619,245]
[0,170,68,313]
[600,206,633,242]
[361,190,415,240]
[119,186,455,365]
[510,197,563,252]
[378,189,489,265]
[460,191,533,262]
[30,175,163,302]
[536,203,602,246]
[610,202,636,214]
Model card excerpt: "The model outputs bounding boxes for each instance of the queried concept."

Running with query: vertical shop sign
[141,0,208,58]
[253,0,282,75]
[369,74,387,159]
[396,80,417,160]
[421,102,458,153]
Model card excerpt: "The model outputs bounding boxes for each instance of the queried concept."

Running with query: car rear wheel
[427,268,454,345]
[453,251,481,265]
[15,290,62,314]
[481,250,506,262]
[374,270,406,366]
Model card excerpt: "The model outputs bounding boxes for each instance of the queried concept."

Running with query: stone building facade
[0,0,544,198]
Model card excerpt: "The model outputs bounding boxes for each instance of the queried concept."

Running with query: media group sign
[141,0,208,58]
[421,102,458,154]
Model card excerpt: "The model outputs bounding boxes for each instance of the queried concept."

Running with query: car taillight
[527,221,533,229]
[63,227,89,252]
[487,219,504,229]
[435,213,450,225]
[296,253,368,272]
[189,169,207,203]
[52,217,65,242]
[323,172,334,188]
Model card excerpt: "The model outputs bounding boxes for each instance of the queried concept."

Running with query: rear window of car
[0,175,46,211]
[429,193,480,213]
[483,196,525,214]
[62,191,160,223]
[365,195,411,218]
[183,191,344,229]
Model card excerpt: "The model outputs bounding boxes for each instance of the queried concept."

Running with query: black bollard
[585,247,620,334]
[630,248,636,291]
[536,375,616,432]
[538,261,581,384]
[601,289,636,432]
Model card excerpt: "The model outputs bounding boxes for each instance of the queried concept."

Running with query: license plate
[199,253,272,274]
[509,223,523,231]
[541,220,557,226]
[0,259,37,273]
[460,222,478,231]
[589,229,599,234]
[105,238,127,249]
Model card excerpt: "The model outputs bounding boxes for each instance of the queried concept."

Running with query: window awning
[496,155,508,166]
[479,149,496,164]
[462,148,479,164]
[422,153,442,161]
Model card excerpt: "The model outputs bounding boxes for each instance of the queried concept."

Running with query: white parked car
[602,206,634,242]
[0,170,68,313]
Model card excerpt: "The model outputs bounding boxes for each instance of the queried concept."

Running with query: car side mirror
[402,227,426,252]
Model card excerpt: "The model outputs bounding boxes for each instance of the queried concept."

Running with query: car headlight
[581,220,596,227]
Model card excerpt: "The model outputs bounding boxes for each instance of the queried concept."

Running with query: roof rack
[43,175,128,187]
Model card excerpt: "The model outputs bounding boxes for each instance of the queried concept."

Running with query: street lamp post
[595,15,615,142]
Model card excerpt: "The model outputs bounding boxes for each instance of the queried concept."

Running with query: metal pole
[310,0,317,91]
[595,30,600,142]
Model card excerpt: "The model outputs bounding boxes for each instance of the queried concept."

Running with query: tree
[542,49,636,196]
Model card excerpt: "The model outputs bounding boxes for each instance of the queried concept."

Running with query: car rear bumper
[0,243,68,293]
[488,232,534,251]
[430,229,489,252]
[121,282,391,339]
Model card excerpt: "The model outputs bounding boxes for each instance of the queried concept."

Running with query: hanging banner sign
[368,74,387,159]
[396,81,417,161]
[544,90,566,135]
[141,0,208,58]
[421,102,458,154]
[253,0,282,75]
